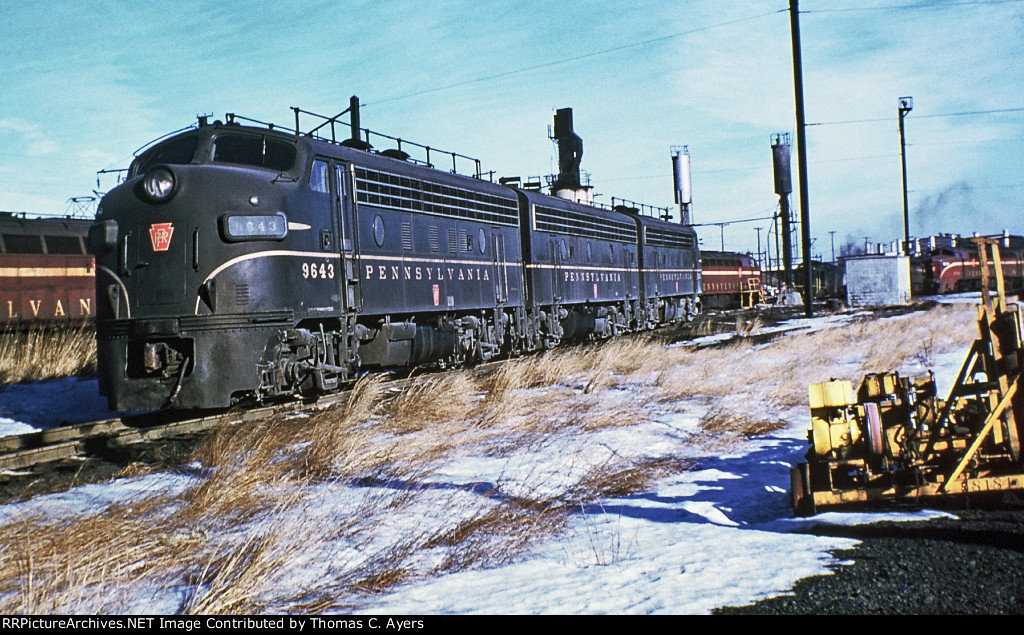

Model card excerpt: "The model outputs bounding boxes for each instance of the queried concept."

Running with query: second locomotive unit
[90,99,700,411]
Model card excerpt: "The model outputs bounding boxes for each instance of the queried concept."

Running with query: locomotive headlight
[141,166,177,203]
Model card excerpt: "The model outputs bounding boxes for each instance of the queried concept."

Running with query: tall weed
[0,325,95,383]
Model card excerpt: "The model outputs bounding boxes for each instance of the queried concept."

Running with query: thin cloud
[0,0,1019,252]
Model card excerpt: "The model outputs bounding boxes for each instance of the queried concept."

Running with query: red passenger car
[0,214,95,328]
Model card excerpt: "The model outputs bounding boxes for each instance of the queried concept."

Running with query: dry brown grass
[693,405,789,449]
[0,302,981,613]
[301,375,393,479]
[689,315,724,336]
[735,315,763,337]
[0,324,95,383]
[182,415,303,523]
[425,495,570,573]
[568,456,696,501]
[178,505,306,614]
[386,371,480,433]
[0,495,180,614]
[658,303,977,412]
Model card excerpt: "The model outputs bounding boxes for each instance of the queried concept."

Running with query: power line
[366,9,788,107]
[910,137,1024,146]
[808,107,1024,126]
[803,0,1024,13]
[916,108,1024,119]
[598,135,1021,182]
[690,206,779,228]
[910,183,1024,193]
[602,154,899,182]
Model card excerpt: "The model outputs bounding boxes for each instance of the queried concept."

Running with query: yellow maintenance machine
[791,238,1024,515]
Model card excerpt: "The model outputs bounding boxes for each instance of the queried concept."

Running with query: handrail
[288,100,485,179]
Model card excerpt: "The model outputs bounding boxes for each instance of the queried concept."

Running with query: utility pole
[755,226,764,268]
[899,96,914,255]
[829,230,837,298]
[774,212,782,286]
[790,0,813,316]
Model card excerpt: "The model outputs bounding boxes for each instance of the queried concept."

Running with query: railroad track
[0,384,384,481]
[0,302,878,488]
[0,362,478,483]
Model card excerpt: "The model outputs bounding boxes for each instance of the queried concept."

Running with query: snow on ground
[0,375,112,435]
[355,421,946,615]
[680,308,873,350]
[0,304,970,614]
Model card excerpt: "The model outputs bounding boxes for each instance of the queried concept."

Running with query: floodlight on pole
[899,96,913,255]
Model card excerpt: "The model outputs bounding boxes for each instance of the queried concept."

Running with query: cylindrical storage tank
[672,147,692,206]
[772,136,792,195]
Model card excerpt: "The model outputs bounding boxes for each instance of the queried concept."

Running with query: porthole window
[478,228,486,254]
[586,242,593,263]
[372,214,385,247]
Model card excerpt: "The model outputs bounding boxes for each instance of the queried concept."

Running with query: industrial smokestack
[671,146,692,225]
[550,108,592,204]
[552,108,583,190]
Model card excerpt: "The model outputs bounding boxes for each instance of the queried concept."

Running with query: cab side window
[310,159,329,193]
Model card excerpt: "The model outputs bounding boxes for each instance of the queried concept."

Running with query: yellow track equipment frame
[791,238,1024,515]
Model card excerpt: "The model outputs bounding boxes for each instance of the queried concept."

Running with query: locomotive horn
[349,95,361,145]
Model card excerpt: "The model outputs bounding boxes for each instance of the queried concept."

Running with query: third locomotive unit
[89,100,701,411]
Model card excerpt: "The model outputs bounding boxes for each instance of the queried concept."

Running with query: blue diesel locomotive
[90,100,700,410]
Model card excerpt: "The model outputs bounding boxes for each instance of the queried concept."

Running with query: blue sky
[1,0,1021,259]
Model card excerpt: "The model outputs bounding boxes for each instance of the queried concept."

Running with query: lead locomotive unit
[90,99,700,411]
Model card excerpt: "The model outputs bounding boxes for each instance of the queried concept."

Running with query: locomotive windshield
[212,134,297,172]
[131,135,198,176]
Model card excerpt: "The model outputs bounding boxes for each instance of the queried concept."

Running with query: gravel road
[716,504,1024,614]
